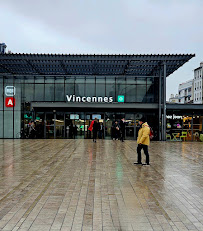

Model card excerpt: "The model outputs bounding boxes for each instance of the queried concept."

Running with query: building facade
[168,94,179,103]
[0,43,7,54]
[0,53,197,140]
[194,62,203,104]
[178,79,193,104]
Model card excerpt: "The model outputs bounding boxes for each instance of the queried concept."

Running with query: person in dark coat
[98,122,104,139]
[92,118,99,142]
[120,118,126,142]
[113,121,120,140]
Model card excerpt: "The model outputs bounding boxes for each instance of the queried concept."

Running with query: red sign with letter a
[5,97,15,107]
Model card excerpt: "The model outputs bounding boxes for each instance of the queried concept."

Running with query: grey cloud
[1,0,203,99]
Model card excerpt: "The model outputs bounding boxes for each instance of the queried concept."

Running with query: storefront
[166,104,203,141]
[0,53,195,140]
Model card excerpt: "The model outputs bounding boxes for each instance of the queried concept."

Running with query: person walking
[98,122,104,139]
[88,118,99,142]
[119,118,126,142]
[134,117,150,165]
[113,121,120,140]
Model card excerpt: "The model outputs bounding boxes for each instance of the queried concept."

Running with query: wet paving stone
[0,139,202,230]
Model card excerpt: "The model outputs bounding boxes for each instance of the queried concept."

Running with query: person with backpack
[134,117,151,166]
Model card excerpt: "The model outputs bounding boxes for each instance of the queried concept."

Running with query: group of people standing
[112,118,125,142]
[89,118,126,143]
[89,116,151,165]
[88,118,104,142]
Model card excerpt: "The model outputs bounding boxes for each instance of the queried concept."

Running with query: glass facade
[0,75,159,139]
[1,74,202,141]
[166,111,203,141]
[4,75,158,103]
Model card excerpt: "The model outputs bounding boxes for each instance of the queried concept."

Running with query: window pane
[65,77,75,96]
[126,85,136,102]
[85,77,95,96]
[0,77,3,109]
[106,77,115,99]
[126,77,136,84]
[146,83,154,103]
[136,77,146,85]
[96,84,105,97]
[24,76,34,83]
[0,111,3,138]
[75,77,84,96]
[137,85,146,102]
[55,83,65,101]
[45,84,54,101]
[35,77,44,83]
[106,84,115,99]
[24,84,34,102]
[65,83,74,96]
[35,84,44,101]
[14,111,21,138]
[4,111,13,138]
[96,76,105,84]
[45,77,54,84]
[116,77,126,98]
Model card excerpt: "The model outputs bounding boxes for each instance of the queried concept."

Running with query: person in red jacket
[88,118,99,142]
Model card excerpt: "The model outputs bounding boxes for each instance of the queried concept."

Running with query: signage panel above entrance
[66,95,113,103]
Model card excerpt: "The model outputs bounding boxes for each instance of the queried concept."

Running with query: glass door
[125,114,136,140]
[65,113,85,139]
[55,112,65,139]
[45,113,54,139]
[104,112,114,139]
[35,112,45,138]
[85,113,104,139]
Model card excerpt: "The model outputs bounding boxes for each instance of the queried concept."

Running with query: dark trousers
[137,144,149,164]
[93,131,97,140]
[120,131,125,141]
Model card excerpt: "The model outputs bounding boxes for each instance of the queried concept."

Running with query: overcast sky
[1,0,203,99]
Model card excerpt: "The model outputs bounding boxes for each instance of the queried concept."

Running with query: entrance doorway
[33,111,153,140]
[45,112,65,139]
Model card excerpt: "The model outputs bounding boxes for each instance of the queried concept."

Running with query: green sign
[24,114,32,119]
[118,95,124,103]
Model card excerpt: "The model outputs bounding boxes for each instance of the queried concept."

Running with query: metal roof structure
[0,53,195,77]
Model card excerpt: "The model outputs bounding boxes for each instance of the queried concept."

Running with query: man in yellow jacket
[134,117,150,166]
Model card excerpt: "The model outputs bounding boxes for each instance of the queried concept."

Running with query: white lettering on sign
[7,99,13,105]
[166,114,183,119]
[66,95,113,103]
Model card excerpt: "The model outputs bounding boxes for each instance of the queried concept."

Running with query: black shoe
[134,162,142,165]
[142,163,150,166]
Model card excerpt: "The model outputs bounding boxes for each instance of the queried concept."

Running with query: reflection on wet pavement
[0,140,202,231]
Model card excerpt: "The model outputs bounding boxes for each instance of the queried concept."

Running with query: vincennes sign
[66,95,113,103]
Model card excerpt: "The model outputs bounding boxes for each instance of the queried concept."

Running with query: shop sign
[24,114,32,119]
[66,95,113,103]
[166,114,183,119]
[5,86,16,96]
[5,97,15,107]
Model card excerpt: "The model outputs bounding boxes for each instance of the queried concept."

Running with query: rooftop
[0,53,195,77]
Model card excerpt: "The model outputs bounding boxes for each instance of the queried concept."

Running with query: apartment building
[194,62,203,104]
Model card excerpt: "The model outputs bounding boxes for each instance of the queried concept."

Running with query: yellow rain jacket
[137,122,150,146]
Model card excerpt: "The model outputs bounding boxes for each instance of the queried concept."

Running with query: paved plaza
[0,140,202,231]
